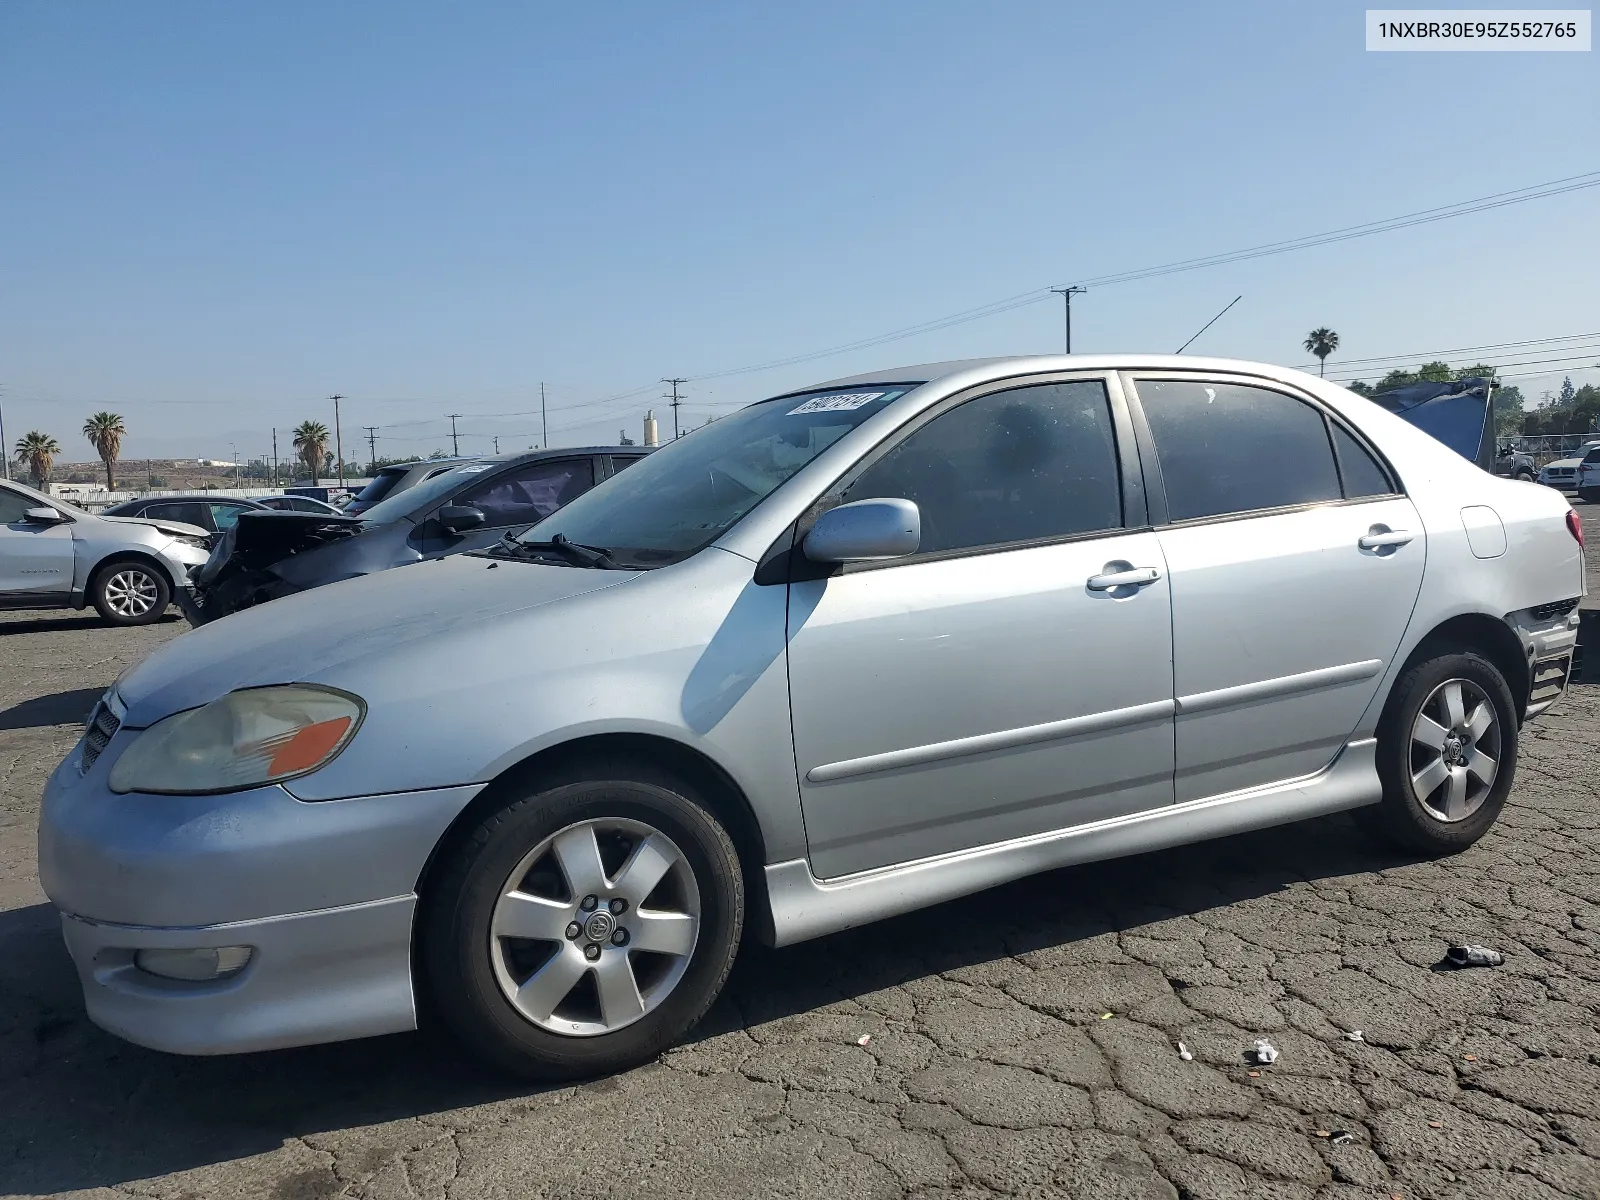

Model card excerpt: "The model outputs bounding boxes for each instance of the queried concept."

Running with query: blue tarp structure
[1370,377,1496,471]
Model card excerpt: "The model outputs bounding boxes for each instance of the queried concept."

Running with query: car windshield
[356,462,492,524]
[514,385,916,566]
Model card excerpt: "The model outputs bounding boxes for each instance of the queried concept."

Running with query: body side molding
[767,739,1380,946]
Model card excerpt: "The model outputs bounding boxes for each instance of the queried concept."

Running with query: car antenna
[1174,295,1243,354]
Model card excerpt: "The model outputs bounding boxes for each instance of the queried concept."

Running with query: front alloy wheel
[90,559,171,626]
[422,770,743,1079]
[490,818,700,1037]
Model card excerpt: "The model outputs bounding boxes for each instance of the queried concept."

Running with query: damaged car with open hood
[180,446,648,624]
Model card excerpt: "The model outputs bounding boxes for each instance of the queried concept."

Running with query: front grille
[1531,598,1580,621]
[81,702,121,772]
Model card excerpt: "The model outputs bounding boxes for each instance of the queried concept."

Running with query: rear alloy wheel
[1366,649,1517,854]
[421,771,743,1079]
[90,559,171,626]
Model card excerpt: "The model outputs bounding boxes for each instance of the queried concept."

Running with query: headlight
[108,685,365,795]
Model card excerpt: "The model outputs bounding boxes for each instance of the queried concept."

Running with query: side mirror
[437,504,486,535]
[803,498,921,564]
[24,506,65,524]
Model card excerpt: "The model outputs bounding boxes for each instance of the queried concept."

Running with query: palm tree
[15,431,63,489]
[1304,328,1340,377]
[82,411,126,490]
[292,420,331,485]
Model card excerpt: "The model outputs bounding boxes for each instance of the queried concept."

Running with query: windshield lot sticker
[456,464,493,472]
[789,392,886,415]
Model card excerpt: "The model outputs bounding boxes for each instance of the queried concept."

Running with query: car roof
[107,494,269,508]
[804,354,1349,394]
[385,447,646,472]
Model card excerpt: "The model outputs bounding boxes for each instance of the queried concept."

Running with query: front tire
[1365,649,1518,855]
[420,769,744,1079]
[89,558,171,626]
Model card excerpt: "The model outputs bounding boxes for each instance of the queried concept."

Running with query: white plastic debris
[1177,1041,1193,1061]
[855,1034,872,1047]
[1252,1038,1280,1065]
[1330,1130,1355,1145]
[1446,944,1504,968]
[1345,1030,1365,1042]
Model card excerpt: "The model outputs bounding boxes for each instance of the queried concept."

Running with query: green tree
[1559,375,1577,405]
[81,411,126,490]
[292,420,331,485]
[1303,328,1339,376]
[14,430,63,488]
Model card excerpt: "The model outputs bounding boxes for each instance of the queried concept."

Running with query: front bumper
[39,733,482,1054]
[60,897,416,1054]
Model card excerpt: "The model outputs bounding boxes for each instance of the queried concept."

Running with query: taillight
[1568,509,1584,549]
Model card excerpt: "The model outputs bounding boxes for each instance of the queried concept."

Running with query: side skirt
[764,738,1380,947]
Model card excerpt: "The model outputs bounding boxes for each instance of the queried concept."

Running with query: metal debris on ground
[1446,943,1504,968]
[1252,1038,1280,1064]
[1345,1030,1365,1042]
[1330,1131,1355,1145]
[1177,1041,1193,1061]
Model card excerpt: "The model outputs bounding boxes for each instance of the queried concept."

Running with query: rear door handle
[1087,566,1162,591]
[1358,529,1414,550]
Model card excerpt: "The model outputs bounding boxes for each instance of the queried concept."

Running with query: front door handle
[1358,528,1414,550]
[1087,565,1162,591]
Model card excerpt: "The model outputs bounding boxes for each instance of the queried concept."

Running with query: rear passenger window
[844,380,1123,554]
[1332,424,1394,498]
[1138,380,1340,521]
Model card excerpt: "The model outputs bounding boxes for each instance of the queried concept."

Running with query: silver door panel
[788,530,1176,879]
[1158,498,1425,800]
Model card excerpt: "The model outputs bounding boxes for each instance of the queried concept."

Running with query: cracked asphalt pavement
[3,508,1599,1200]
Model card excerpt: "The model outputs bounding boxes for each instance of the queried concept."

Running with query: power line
[681,168,1600,382]
[1297,330,1600,372]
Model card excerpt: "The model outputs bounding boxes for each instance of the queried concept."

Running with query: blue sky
[3,1,1597,464]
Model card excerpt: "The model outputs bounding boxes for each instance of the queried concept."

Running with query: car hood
[114,553,639,727]
[96,514,210,539]
[1543,457,1584,469]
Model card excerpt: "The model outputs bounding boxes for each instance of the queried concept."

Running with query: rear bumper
[59,897,417,1054]
[1509,604,1582,720]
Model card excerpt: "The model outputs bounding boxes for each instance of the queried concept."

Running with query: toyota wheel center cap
[584,911,616,942]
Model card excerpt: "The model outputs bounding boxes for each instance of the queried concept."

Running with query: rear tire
[420,767,744,1080]
[89,558,171,626]
[1515,468,1535,482]
[1577,487,1600,504]
[1365,648,1517,855]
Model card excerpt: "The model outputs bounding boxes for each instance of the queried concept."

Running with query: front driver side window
[0,489,37,524]
[842,380,1123,555]
[456,458,597,528]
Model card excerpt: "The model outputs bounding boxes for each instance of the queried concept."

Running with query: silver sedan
[39,355,1585,1077]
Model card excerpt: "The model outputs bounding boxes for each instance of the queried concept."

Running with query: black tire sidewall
[421,777,744,1079]
[1375,649,1518,853]
[90,559,171,626]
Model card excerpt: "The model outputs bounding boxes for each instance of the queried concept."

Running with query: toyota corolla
[40,356,1585,1078]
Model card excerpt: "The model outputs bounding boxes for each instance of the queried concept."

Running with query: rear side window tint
[1332,424,1394,498]
[1138,380,1341,521]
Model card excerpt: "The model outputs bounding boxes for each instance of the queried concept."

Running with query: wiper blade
[509,533,618,569]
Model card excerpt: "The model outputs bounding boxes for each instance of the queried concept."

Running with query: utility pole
[493,436,500,454]
[272,428,279,485]
[539,382,548,449]
[1048,287,1087,354]
[663,378,687,439]
[230,443,238,487]
[330,395,346,490]
[362,425,378,474]
[0,389,9,480]
[447,413,462,456]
